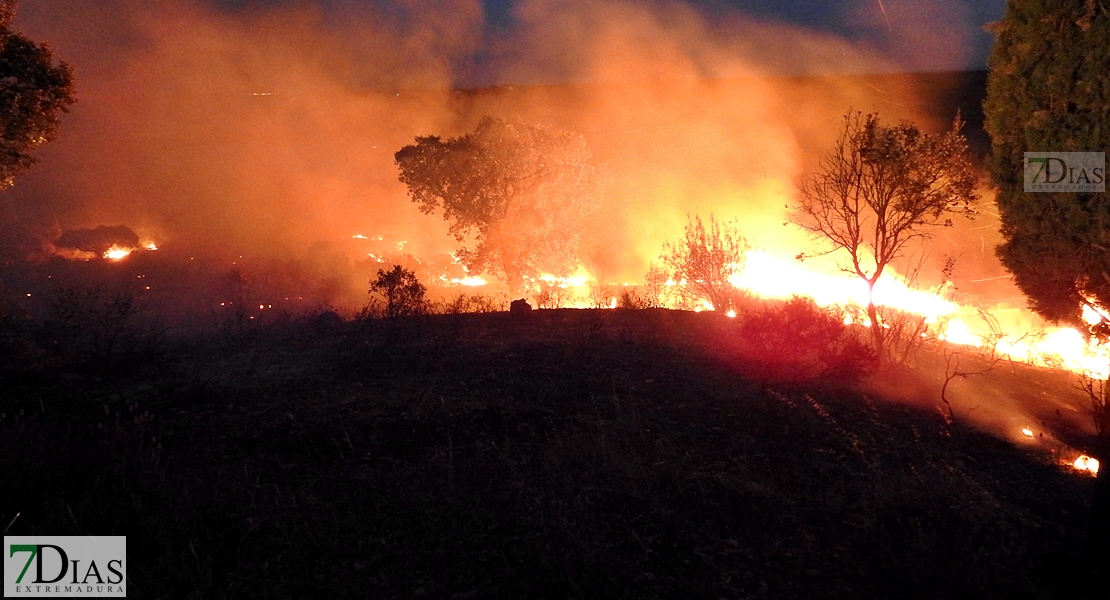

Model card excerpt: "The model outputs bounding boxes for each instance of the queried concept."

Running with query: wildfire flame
[341,227,1109,381]
[728,250,1110,381]
[1074,455,1100,476]
[103,245,133,260]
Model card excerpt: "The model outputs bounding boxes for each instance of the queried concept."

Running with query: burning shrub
[617,287,649,309]
[641,263,669,308]
[875,305,931,364]
[661,214,749,312]
[738,296,875,385]
[370,265,427,318]
[438,293,505,314]
[532,282,571,309]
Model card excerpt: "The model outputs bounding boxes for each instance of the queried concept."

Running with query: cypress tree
[984,0,1109,568]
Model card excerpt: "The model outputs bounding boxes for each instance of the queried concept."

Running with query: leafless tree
[792,111,979,355]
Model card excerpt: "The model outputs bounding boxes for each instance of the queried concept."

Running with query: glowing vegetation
[395,118,607,295]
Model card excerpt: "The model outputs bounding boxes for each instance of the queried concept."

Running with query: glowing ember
[726,309,737,318]
[1021,428,1034,437]
[1074,455,1100,476]
[143,241,158,251]
[103,245,133,260]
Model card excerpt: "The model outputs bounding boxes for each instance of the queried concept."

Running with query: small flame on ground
[453,277,486,287]
[143,241,158,251]
[1021,428,1034,438]
[1074,455,1100,476]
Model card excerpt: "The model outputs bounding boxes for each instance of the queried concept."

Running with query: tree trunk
[866,280,883,358]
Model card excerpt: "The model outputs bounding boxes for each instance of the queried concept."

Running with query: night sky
[201,0,1008,84]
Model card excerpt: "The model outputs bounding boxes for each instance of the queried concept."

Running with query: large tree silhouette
[983,0,1109,562]
[395,117,606,295]
[0,0,75,188]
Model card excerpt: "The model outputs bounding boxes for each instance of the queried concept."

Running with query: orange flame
[1074,455,1100,476]
[103,245,133,260]
[728,250,1110,380]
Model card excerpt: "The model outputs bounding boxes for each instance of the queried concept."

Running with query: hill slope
[0,308,1101,599]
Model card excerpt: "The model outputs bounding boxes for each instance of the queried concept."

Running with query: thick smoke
[4,0,991,303]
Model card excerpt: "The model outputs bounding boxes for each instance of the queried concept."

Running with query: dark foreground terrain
[1,308,1102,599]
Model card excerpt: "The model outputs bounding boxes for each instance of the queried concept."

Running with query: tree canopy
[984,0,1110,329]
[0,0,75,188]
[792,111,979,351]
[395,117,606,293]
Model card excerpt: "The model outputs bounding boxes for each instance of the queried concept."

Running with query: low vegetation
[0,304,1101,599]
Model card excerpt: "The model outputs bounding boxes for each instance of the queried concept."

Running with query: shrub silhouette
[370,265,426,318]
[661,214,749,312]
[739,296,875,385]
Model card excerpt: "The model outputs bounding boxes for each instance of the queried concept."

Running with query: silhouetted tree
[661,214,749,312]
[792,111,978,353]
[370,265,426,318]
[395,117,606,295]
[0,0,75,188]
[983,0,1110,563]
[985,1,1109,329]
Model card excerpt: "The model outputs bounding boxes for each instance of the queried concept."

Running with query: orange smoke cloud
[5,0,987,300]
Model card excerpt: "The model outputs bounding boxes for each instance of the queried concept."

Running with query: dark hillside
[0,309,1099,599]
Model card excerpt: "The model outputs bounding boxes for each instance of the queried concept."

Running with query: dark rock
[510,298,532,314]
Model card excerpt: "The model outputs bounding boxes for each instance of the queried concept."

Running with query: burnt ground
[0,308,1104,599]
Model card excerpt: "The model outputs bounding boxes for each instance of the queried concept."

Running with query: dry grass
[0,308,1101,599]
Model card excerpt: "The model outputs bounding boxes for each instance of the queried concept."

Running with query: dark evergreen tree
[986,1,1110,325]
[984,0,1110,565]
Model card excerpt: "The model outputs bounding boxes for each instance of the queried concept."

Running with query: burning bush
[738,296,875,385]
[661,214,749,312]
[437,292,505,314]
[370,265,427,318]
